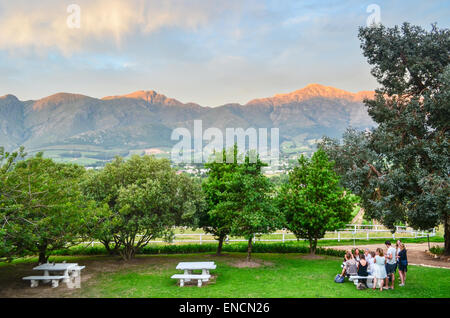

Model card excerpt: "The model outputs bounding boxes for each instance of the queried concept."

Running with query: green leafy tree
[0,146,26,258]
[83,155,204,260]
[227,151,281,261]
[2,154,91,263]
[277,149,355,254]
[200,146,240,255]
[321,23,450,254]
[320,129,389,225]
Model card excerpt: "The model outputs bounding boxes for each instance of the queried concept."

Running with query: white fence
[83,224,436,247]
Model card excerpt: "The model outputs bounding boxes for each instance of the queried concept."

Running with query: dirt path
[325,242,450,269]
[0,255,175,298]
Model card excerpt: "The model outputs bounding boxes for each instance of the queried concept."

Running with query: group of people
[338,240,408,291]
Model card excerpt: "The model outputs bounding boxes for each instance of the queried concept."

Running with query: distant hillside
[0,84,375,164]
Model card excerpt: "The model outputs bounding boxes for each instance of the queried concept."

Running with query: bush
[430,245,444,255]
[29,236,446,260]
[49,242,346,258]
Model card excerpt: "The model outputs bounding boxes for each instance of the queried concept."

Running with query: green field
[1,253,448,298]
[24,145,173,166]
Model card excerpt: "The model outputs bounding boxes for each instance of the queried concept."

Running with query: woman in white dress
[373,247,387,291]
[367,251,375,275]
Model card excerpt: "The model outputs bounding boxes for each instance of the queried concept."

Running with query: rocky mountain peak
[102,90,186,107]
[246,84,374,107]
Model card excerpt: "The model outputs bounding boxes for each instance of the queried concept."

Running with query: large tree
[83,155,204,260]
[227,151,281,261]
[1,154,91,263]
[0,146,26,258]
[321,23,450,254]
[200,147,240,255]
[278,149,355,254]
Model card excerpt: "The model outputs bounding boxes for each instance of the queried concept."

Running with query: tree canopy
[82,155,205,260]
[227,151,281,261]
[278,149,355,254]
[321,23,450,254]
[200,146,240,255]
[1,153,91,263]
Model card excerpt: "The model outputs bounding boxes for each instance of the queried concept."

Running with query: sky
[0,0,449,106]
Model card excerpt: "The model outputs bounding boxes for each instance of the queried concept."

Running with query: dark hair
[359,254,365,260]
[385,240,391,245]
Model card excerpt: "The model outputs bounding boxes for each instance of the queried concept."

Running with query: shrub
[49,242,346,258]
[430,245,444,255]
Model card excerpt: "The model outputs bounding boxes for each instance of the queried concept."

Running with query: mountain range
[0,84,375,164]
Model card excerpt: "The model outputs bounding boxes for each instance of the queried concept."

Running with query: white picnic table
[33,263,78,279]
[23,262,85,288]
[176,262,216,278]
[172,262,217,287]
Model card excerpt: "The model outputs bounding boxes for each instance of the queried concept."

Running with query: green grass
[1,253,449,298]
[74,253,450,298]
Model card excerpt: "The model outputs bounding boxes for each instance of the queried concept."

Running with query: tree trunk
[120,245,136,261]
[444,214,450,256]
[216,236,224,256]
[309,238,317,255]
[38,245,48,264]
[102,240,113,255]
[247,237,253,261]
[102,240,118,255]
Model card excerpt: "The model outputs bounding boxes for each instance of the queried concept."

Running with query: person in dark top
[398,243,408,286]
[357,254,369,289]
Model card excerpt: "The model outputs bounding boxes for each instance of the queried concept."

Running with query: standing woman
[396,240,402,265]
[398,243,408,286]
[373,248,387,291]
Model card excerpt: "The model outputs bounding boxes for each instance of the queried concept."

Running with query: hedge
[50,242,346,258]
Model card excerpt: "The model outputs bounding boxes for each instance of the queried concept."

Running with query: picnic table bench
[172,262,216,287]
[171,274,211,287]
[349,275,375,288]
[23,275,67,288]
[22,262,85,288]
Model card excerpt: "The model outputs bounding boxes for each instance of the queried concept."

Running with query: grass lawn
[3,253,447,298]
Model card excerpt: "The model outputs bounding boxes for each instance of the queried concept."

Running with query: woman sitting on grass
[398,243,408,286]
[373,248,387,291]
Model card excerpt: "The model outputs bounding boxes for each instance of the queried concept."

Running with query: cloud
[282,15,311,26]
[0,0,229,55]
